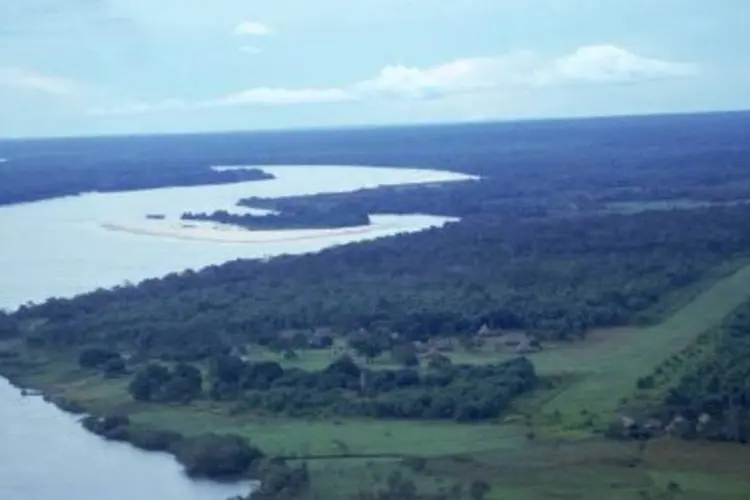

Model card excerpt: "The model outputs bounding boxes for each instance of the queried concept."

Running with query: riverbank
[6,265,750,500]
[4,347,750,500]
[100,220,384,244]
[0,356,270,497]
[0,373,256,500]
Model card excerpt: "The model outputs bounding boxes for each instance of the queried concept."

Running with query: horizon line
[1,107,748,143]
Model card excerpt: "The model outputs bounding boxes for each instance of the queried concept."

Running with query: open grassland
[295,438,750,499]
[130,407,527,458]
[533,263,750,420]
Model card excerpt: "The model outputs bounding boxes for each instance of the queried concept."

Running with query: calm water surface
[0,165,470,500]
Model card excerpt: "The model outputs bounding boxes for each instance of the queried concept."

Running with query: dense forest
[7,202,750,360]
[0,157,272,206]
[2,113,749,211]
[2,111,750,375]
[655,300,750,443]
[181,207,370,230]
[123,355,536,421]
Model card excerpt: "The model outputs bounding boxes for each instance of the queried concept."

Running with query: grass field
[4,263,750,498]
[534,263,750,419]
[130,407,528,458]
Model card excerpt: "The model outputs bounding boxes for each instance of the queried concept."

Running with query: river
[0,165,471,500]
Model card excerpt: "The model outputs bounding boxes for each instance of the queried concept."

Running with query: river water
[0,165,470,500]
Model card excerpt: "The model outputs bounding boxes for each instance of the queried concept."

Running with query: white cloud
[355,45,697,99]
[91,89,353,116]
[0,67,79,96]
[540,45,698,85]
[234,21,272,37]
[89,45,698,116]
[354,52,540,99]
[211,87,354,106]
[240,45,263,55]
[89,99,190,116]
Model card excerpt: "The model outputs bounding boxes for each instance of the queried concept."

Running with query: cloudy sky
[1,0,748,137]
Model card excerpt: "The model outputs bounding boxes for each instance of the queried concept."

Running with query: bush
[173,434,264,479]
[81,415,183,452]
[469,480,491,500]
[250,461,310,500]
[402,456,427,472]
[636,375,655,390]
[103,358,127,378]
[128,362,202,403]
[79,348,121,369]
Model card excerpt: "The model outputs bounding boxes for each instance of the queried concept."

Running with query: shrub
[173,434,264,479]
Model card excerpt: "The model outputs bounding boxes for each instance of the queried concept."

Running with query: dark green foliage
[82,415,266,481]
[325,355,362,379]
[402,456,427,472]
[427,353,452,371]
[659,300,750,443]
[128,363,202,403]
[249,461,310,500]
[8,113,750,368]
[349,334,388,363]
[103,357,127,378]
[636,376,655,390]
[0,156,272,206]
[0,312,18,339]
[182,207,370,230]
[173,434,264,479]
[16,202,750,360]
[392,343,419,367]
[82,414,183,452]
[197,356,536,421]
[469,480,491,500]
[78,348,122,370]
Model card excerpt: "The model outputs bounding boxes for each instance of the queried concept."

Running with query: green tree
[469,480,491,500]
[392,343,419,367]
[173,433,264,479]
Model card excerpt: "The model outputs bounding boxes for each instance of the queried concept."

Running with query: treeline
[657,301,750,443]
[82,414,264,478]
[181,207,370,230]
[82,412,310,498]
[237,181,553,219]
[201,113,750,220]
[127,355,537,422]
[3,113,749,212]
[0,156,272,206]
[10,202,750,359]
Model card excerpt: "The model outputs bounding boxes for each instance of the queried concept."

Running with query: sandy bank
[101,222,391,244]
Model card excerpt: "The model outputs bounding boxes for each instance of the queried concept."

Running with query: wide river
[0,165,472,500]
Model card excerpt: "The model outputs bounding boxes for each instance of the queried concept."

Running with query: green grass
[533,263,750,419]
[130,406,527,458]
[6,263,750,498]
[299,438,750,499]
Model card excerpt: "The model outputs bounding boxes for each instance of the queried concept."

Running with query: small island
[180,207,371,231]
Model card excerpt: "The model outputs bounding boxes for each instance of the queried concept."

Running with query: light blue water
[0,165,470,500]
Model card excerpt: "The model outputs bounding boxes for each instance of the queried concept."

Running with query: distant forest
[3,112,750,363]
[10,202,750,360]
[0,156,272,206]
[181,208,370,231]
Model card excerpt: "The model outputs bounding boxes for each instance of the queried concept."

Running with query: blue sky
[1,0,748,137]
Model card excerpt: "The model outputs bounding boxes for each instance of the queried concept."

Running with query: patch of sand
[101,222,390,244]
